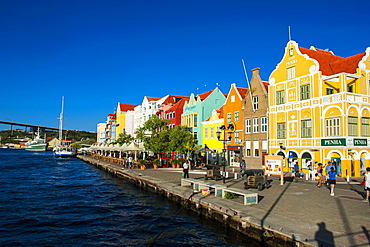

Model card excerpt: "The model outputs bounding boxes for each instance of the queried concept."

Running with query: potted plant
[170,159,176,168]
[153,158,160,169]
[139,159,147,170]
[177,158,184,168]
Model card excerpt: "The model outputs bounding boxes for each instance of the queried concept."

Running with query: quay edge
[77,155,312,247]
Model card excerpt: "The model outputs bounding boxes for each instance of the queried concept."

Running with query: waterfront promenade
[78,155,370,247]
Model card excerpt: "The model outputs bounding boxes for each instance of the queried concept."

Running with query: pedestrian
[128,155,133,169]
[362,167,370,202]
[240,159,246,170]
[327,166,337,196]
[183,160,190,178]
[316,163,324,188]
[324,161,333,186]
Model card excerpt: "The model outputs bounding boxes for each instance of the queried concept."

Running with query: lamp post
[216,124,234,183]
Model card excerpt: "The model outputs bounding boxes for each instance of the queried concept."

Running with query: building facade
[243,68,269,169]
[268,40,370,177]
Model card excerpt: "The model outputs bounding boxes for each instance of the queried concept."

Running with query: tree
[115,131,134,145]
[169,125,199,159]
[135,115,170,153]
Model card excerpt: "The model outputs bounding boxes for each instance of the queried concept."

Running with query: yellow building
[268,40,370,177]
[201,107,224,164]
[115,103,137,139]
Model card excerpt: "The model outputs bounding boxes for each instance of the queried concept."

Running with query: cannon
[204,164,223,181]
[240,169,271,191]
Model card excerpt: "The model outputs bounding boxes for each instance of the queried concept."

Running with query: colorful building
[222,83,248,167]
[115,103,137,139]
[181,88,226,145]
[243,68,269,169]
[201,107,224,163]
[268,40,370,177]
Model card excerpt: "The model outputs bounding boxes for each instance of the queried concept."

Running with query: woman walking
[316,163,324,188]
[363,167,370,202]
[327,166,337,196]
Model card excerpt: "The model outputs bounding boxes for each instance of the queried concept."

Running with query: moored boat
[25,128,48,151]
[53,96,76,158]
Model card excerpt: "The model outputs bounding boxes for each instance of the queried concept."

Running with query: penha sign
[321,138,346,146]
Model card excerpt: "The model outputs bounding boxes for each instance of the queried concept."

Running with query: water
[0,149,258,246]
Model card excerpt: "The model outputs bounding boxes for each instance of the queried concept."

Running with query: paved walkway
[79,156,370,247]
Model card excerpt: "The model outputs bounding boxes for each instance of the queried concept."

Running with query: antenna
[241,59,255,112]
[288,26,292,41]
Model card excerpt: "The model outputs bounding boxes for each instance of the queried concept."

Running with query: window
[246,149,251,156]
[231,95,235,102]
[287,66,296,80]
[325,118,340,137]
[326,88,334,95]
[254,149,259,157]
[300,84,310,100]
[204,128,208,138]
[362,117,369,137]
[348,117,357,136]
[289,48,294,56]
[234,111,239,122]
[194,115,198,127]
[347,84,354,93]
[261,117,267,132]
[253,96,258,111]
[301,120,312,138]
[253,118,259,133]
[234,132,240,143]
[227,113,231,123]
[276,90,285,105]
[277,123,286,139]
[210,127,214,138]
[245,119,251,133]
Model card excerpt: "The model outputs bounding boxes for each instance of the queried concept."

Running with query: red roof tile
[119,104,138,112]
[236,87,248,99]
[146,96,161,101]
[299,46,365,76]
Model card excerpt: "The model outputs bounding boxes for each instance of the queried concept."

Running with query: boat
[25,128,48,151]
[53,96,76,158]
[54,140,76,158]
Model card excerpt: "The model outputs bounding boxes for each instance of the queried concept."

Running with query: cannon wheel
[257,183,264,191]
[243,182,249,190]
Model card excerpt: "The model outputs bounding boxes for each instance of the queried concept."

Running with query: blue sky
[1,0,369,132]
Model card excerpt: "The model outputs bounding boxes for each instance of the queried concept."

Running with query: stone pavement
[79,156,370,247]
[135,168,370,247]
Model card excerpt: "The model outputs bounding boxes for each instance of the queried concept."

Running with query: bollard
[225,172,229,178]
[234,172,238,179]
[347,175,350,182]
[305,173,309,180]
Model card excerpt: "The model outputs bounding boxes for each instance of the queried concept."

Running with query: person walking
[316,163,324,188]
[324,161,334,186]
[183,159,190,178]
[327,166,337,196]
[363,167,370,202]
[240,159,246,170]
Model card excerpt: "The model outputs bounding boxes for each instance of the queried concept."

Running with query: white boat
[53,96,76,158]
[25,128,48,151]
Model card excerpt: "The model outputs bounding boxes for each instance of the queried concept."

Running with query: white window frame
[253,96,258,111]
[287,66,296,80]
[253,118,259,133]
[261,117,267,132]
[245,119,251,133]
[325,118,340,137]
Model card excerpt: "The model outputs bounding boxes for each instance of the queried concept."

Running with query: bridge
[0,120,70,134]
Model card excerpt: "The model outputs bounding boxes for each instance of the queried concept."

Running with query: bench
[181,178,203,190]
[222,187,258,205]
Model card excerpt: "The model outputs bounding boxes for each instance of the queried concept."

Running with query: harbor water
[0,149,258,246]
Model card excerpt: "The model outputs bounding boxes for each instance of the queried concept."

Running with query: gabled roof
[167,98,188,112]
[236,87,248,99]
[197,89,214,100]
[299,46,365,76]
[161,95,190,105]
[262,81,269,91]
[205,105,223,121]
[146,96,161,101]
[119,104,138,112]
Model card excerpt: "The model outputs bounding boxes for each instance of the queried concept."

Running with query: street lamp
[216,123,234,183]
